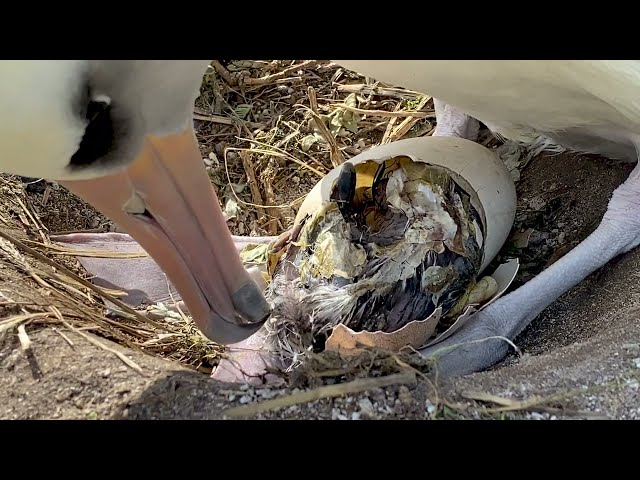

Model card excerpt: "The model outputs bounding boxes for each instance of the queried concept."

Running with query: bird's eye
[69,95,115,167]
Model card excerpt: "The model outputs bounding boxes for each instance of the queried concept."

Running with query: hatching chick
[269,157,485,351]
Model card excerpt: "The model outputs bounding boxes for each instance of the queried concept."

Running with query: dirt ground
[3,150,639,420]
[2,61,640,420]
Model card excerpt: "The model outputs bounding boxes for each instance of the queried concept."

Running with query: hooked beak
[60,128,271,344]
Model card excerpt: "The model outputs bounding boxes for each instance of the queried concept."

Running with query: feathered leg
[419,152,640,377]
[432,99,480,140]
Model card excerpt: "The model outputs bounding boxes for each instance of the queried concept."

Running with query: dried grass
[196,60,437,238]
[0,176,222,373]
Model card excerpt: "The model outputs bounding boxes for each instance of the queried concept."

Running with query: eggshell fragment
[324,309,442,355]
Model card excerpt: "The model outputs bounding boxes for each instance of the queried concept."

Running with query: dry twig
[387,96,432,142]
[243,60,320,86]
[0,229,168,331]
[306,87,345,167]
[330,103,433,119]
[211,60,237,86]
[224,371,417,417]
[239,151,267,220]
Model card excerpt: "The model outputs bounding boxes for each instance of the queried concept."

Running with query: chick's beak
[60,128,271,344]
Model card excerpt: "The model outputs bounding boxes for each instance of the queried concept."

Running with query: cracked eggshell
[290,136,519,353]
[293,136,517,272]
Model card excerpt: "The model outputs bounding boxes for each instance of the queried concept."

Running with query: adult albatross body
[0,60,270,345]
[336,60,640,376]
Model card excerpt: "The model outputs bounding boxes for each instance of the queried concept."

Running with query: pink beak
[60,127,271,344]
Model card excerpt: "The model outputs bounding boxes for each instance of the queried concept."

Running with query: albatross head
[0,60,270,344]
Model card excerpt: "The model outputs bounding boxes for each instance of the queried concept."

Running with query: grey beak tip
[232,282,272,325]
[204,318,265,346]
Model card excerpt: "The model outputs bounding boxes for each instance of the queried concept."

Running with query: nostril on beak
[122,191,147,215]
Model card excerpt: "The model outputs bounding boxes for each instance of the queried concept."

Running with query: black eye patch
[69,97,115,167]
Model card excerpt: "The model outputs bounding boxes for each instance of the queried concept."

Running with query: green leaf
[301,134,319,152]
[239,243,269,265]
[233,104,253,120]
[328,93,360,135]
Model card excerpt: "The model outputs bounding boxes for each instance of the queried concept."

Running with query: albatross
[0,60,271,345]
[5,60,638,381]
[337,60,640,376]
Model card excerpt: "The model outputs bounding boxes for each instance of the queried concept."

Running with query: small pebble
[398,385,413,409]
[351,412,361,420]
[115,384,130,394]
[358,398,374,414]
[239,395,252,404]
[256,389,276,399]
